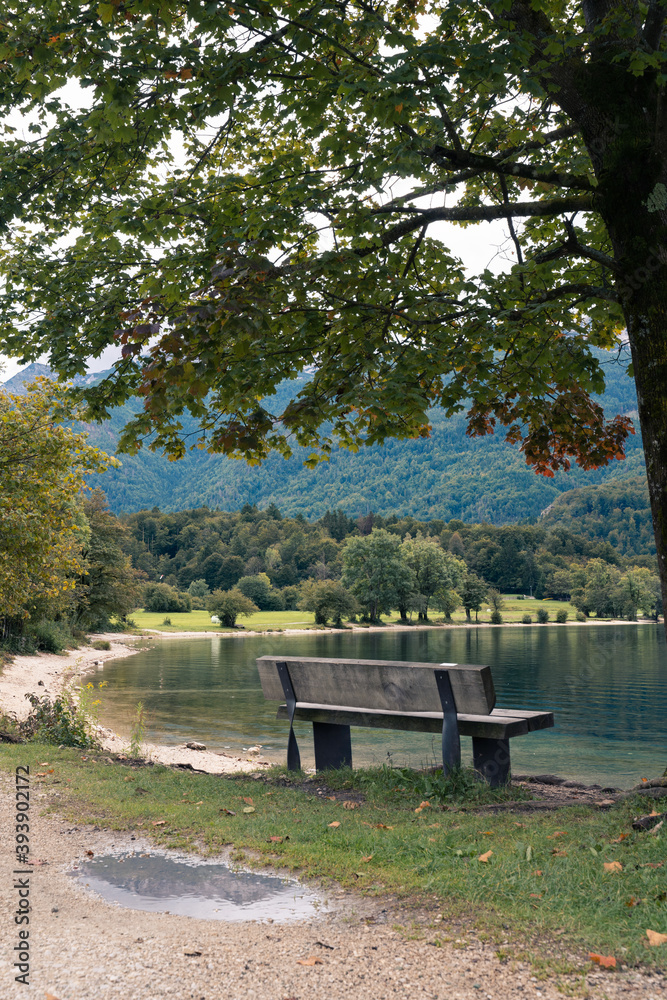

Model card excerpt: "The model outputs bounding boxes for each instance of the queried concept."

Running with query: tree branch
[428,144,594,190]
[364,196,594,252]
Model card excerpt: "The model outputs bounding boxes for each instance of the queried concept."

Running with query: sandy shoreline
[0,634,271,775]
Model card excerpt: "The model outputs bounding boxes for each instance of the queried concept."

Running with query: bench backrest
[256,656,496,716]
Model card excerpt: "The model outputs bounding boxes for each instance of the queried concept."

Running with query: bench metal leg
[313,722,352,771]
[472,737,510,787]
[434,670,461,774]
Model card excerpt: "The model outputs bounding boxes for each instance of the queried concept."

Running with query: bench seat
[277,703,554,740]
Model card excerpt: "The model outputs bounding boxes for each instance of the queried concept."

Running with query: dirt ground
[0,770,665,1000]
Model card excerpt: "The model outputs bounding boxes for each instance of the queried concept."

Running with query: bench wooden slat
[257,655,495,715]
[276,703,552,740]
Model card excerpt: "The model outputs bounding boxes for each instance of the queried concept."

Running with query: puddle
[69,850,329,922]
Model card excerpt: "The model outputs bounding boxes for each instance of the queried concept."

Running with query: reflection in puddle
[69,851,328,922]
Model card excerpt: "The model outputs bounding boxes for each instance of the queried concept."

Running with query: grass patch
[2,744,665,974]
[132,609,316,632]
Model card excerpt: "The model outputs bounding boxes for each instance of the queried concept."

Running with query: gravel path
[1,775,665,1000]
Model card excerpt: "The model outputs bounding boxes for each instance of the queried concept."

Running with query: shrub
[522,614,532,624]
[19,692,99,748]
[91,639,111,650]
[536,607,550,624]
[162,617,172,625]
[26,620,73,653]
[490,609,503,624]
[207,588,258,627]
[143,583,192,613]
[556,608,569,624]
[576,610,587,622]
[298,579,358,625]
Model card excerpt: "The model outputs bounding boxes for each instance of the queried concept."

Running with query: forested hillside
[3,351,645,523]
[540,478,654,557]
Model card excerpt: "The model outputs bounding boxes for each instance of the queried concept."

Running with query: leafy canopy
[0,1,643,473]
[0,380,112,620]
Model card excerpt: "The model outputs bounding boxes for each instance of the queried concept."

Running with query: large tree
[0,380,111,625]
[2,3,667,612]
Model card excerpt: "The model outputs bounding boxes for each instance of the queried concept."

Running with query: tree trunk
[623,304,667,622]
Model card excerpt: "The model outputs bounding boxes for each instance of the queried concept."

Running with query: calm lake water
[95,625,667,788]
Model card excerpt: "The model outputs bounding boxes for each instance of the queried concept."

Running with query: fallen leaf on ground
[268,836,284,843]
[533,869,543,876]
[529,893,542,898]
[626,897,642,907]
[123,775,135,782]
[514,822,526,828]
[478,850,493,863]
[483,831,493,835]
[39,762,49,766]
[243,796,254,805]
[547,831,567,839]
[552,849,567,857]
[640,862,663,868]
[646,929,667,946]
[328,821,340,828]
[152,820,166,827]
[609,833,630,842]
[589,953,616,969]
[363,822,393,829]
[343,800,358,810]
[296,956,323,966]
[361,855,373,862]
[243,806,255,814]
[220,808,236,816]
[604,861,623,873]
[85,850,94,857]
[45,994,61,999]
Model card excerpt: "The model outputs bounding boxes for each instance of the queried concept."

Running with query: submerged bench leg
[472,737,511,787]
[313,722,352,771]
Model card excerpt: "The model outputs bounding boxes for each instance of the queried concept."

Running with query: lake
[94,624,667,788]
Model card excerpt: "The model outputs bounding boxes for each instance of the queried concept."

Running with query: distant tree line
[119,497,661,624]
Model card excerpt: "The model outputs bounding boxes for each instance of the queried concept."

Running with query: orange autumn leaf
[533,869,543,876]
[610,833,630,842]
[646,929,667,946]
[361,855,373,862]
[243,797,254,805]
[552,849,567,857]
[589,953,616,969]
[297,955,323,966]
[547,830,568,839]
[152,820,166,827]
[343,800,358,810]
[641,862,664,869]
[529,893,542,898]
[603,861,623,873]
[268,836,283,843]
[328,821,340,828]
[478,850,493,863]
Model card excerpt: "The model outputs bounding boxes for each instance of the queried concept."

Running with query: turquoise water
[96,625,667,788]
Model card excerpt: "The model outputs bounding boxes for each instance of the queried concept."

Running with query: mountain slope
[3,354,646,522]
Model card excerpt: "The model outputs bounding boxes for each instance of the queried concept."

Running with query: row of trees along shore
[121,502,662,626]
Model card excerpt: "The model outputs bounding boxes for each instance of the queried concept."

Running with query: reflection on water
[69,851,327,922]
[96,625,666,787]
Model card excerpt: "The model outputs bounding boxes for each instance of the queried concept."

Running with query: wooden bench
[257,655,554,787]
